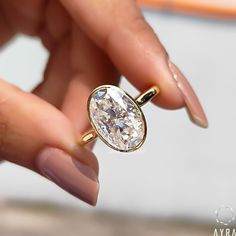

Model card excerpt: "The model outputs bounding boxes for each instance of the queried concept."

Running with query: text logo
[213,206,236,236]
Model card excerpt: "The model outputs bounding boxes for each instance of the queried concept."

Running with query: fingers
[60,0,208,127]
[60,0,182,107]
[35,29,102,164]
[33,38,72,108]
[61,25,119,134]
[0,79,99,205]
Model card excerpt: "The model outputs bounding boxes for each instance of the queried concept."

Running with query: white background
[0,10,236,222]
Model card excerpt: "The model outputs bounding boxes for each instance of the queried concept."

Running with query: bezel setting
[87,85,147,152]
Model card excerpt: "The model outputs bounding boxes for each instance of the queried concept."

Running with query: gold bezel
[87,85,147,152]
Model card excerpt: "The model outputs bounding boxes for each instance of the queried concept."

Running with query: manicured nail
[36,147,99,206]
[168,61,208,128]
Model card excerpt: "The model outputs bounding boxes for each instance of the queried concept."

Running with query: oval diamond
[88,85,146,152]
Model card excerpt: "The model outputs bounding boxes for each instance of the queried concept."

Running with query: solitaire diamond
[88,85,146,152]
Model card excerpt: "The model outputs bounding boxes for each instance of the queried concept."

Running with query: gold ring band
[79,85,160,152]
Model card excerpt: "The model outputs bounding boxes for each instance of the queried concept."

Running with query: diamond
[88,85,146,152]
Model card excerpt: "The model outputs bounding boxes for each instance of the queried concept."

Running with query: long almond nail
[168,61,208,128]
[36,147,99,206]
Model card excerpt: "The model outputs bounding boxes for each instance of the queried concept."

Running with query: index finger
[60,0,208,127]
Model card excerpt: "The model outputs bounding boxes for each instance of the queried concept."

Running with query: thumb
[0,79,99,206]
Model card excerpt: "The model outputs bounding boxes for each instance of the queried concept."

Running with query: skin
[0,0,205,203]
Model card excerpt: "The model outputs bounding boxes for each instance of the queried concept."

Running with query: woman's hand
[0,0,207,205]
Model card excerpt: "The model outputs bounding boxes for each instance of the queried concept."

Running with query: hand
[0,0,207,205]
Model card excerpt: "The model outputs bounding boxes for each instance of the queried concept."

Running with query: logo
[213,206,236,236]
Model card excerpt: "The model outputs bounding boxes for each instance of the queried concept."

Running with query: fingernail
[168,61,208,128]
[36,147,99,206]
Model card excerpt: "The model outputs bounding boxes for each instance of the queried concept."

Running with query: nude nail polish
[36,147,99,206]
[168,61,208,128]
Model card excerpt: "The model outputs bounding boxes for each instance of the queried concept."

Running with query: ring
[79,85,160,152]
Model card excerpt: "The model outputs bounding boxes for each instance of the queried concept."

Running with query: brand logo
[213,206,236,236]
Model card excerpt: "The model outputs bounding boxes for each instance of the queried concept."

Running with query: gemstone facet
[88,85,146,152]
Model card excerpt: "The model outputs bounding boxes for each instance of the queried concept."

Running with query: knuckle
[129,14,152,34]
[128,14,168,60]
[104,9,156,52]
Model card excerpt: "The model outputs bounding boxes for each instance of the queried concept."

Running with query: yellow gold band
[135,86,160,107]
[80,129,98,146]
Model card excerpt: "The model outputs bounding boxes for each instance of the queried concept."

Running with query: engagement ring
[79,85,159,152]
